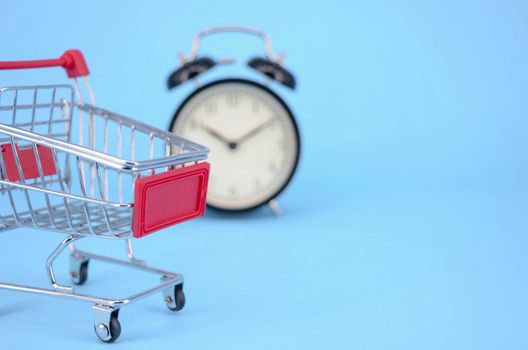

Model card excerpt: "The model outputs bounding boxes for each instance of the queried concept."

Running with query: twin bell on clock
[167,26,301,213]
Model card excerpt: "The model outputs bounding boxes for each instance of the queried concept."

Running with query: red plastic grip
[0,49,89,78]
[132,163,210,238]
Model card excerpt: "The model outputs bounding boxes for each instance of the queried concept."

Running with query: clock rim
[168,78,301,213]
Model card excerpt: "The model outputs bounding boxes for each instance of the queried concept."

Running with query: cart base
[0,248,185,342]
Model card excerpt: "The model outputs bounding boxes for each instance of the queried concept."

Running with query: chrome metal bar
[73,78,84,147]
[130,126,135,161]
[0,282,119,304]
[95,163,114,235]
[29,88,37,132]
[83,77,96,107]
[0,273,182,307]
[31,143,56,228]
[125,238,145,265]
[0,84,72,92]
[47,87,57,134]
[76,157,98,236]
[88,80,96,199]
[11,89,17,125]
[149,132,155,175]
[76,249,179,277]
[0,178,131,207]
[0,159,10,228]
[90,124,96,198]
[62,98,73,193]
[45,234,81,290]
[0,153,21,224]
[165,138,171,172]
[103,117,109,200]
[9,136,38,225]
[50,148,77,232]
[0,132,70,143]
[118,123,123,202]
[0,102,65,112]
[130,127,135,196]
[64,88,75,142]
[0,119,67,129]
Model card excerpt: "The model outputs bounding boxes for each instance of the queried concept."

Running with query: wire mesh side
[0,134,134,237]
[0,85,74,140]
[0,85,208,238]
[0,86,134,237]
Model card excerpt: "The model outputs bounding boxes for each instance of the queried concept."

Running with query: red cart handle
[0,49,89,78]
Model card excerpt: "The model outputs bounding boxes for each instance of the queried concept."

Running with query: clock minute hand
[236,118,276,145]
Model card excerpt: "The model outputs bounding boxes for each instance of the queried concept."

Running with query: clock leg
[268,199,282,217]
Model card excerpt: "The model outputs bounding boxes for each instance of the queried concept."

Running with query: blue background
[1,0,528,349]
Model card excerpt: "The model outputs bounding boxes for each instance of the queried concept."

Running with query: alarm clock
[167,26,300,213]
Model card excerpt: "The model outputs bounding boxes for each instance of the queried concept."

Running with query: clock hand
[201,124,233,146]
[236,118,276,145]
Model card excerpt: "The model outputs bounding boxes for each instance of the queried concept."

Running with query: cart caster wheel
[94,311,121,343]
[165,284,185,312]
[70,255,90,285]
[72,260,89,285]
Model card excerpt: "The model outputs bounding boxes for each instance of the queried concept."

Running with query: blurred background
[1,0,527,349]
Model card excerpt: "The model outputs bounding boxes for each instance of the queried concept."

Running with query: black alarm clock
[167,26,300,213]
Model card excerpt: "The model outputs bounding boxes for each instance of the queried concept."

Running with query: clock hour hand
[201,124,232,146]
[236,118,276,145]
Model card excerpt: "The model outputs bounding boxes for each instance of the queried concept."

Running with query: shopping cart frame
[0,50,209,342]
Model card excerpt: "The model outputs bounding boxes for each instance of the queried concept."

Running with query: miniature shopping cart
[0,50,210,342]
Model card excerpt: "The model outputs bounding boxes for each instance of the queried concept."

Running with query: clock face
[169,79,300,211]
